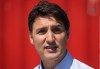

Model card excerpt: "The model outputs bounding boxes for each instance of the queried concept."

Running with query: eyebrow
[36,24,63,31]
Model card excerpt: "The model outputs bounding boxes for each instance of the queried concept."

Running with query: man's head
[28,1,70,61]
[28,1,70,34]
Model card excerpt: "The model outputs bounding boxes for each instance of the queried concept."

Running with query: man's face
[30,16,68,60]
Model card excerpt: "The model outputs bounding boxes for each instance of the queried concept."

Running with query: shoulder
[33,65,40,69]
[70,59,94,69]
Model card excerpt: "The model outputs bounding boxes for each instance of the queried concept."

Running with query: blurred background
[0,0,99,69]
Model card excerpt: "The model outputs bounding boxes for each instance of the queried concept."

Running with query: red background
[0,0,99,69]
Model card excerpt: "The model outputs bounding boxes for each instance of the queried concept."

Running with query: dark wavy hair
[28,1,70,34]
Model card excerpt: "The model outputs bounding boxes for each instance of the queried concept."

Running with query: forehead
[33,16,62,28]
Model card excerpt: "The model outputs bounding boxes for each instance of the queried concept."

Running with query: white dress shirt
[34,52,93,69]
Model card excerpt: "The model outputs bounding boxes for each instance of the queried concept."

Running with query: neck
[41,60,55,69]
[41,51,67,69]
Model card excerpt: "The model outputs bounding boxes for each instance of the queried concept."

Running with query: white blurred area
[87,0,99,16]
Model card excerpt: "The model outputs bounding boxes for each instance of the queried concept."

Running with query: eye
[52,28,63,34]
[37,29,47,35]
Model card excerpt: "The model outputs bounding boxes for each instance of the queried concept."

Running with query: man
[28,1,93,69]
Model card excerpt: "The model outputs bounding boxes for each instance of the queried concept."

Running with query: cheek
[32,35,46,54]
[33,35,45,47]
[56,33,67,45]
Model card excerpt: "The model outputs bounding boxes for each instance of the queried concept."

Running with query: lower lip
[46,48,57,53]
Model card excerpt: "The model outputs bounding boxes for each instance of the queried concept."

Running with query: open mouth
[45,45,57,48]
[45,45,58,51]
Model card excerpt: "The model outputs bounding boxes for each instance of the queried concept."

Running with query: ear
[29,35,34,45]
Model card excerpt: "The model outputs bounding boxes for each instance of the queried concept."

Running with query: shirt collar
[39,51,73,69]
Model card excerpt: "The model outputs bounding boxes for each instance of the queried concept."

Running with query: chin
[44,52,60,60]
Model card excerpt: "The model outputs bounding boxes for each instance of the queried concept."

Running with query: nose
[46,30,55,44]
